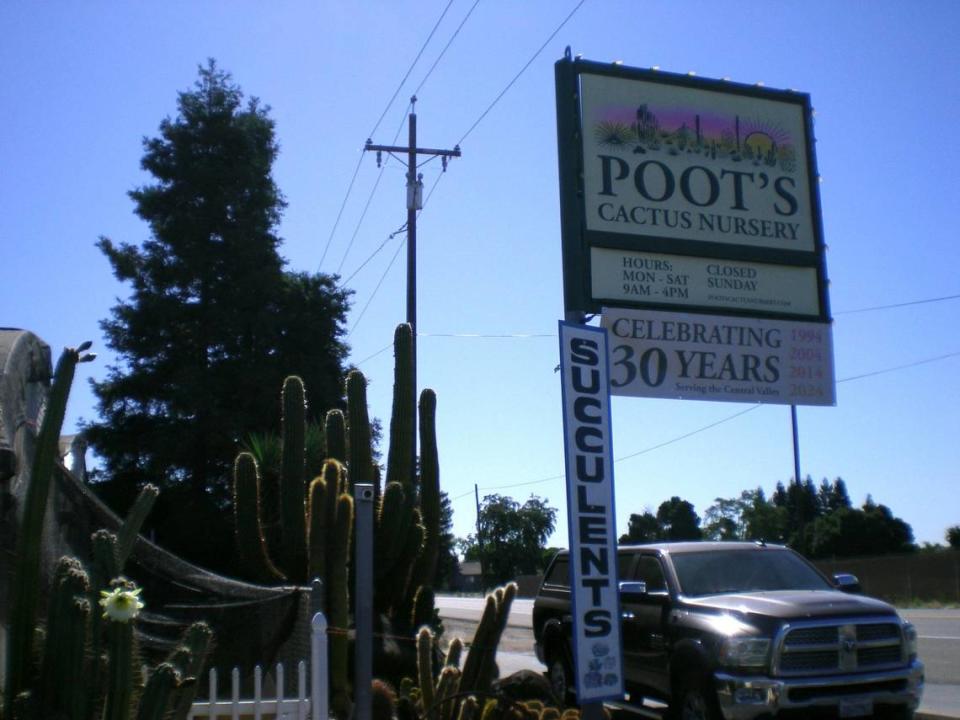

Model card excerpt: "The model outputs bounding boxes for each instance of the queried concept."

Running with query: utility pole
[365,96,460,471]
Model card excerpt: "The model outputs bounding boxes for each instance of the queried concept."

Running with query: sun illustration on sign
[593,102,799,172]
[594,120,634,147]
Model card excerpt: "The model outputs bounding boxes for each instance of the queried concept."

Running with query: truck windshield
[671,549,833,596]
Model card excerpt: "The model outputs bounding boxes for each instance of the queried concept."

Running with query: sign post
[558,322,624,706]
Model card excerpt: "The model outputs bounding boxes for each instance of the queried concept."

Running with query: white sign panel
[580,72,816,253]
[591,247,820,317]
[558,322,624,702]
[602,307,835,406]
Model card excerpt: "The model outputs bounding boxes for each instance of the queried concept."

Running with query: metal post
[791,405,801,483]
[474,483,485,589]
[353,483,374,720]
[407,107,419,481]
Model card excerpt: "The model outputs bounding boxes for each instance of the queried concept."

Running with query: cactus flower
[99,586,144,623]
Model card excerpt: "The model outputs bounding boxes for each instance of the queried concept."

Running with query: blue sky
[2,1,958,551]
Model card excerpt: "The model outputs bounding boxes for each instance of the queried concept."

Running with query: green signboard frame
[555,52,831,324]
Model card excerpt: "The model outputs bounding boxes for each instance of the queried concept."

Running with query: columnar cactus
[2,341,212,719]
[233,452,284,583]
[4,342,94,711]
[459,582,518,696]
[330,491,355,720]
[280,376,308,578]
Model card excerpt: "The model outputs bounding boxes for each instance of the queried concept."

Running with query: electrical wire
[318,151,366,271]
[834,292,960,315]
[340,223,407,287]
[458,348,960,497]
[319,0,456,271]
[413,0,484,98]
[457,0,588,146]
[367,0,456,141]
[354,341,395,367]
[336,103,411,275]
[347,237,406,338]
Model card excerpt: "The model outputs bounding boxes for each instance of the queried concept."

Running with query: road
[436,596,960,718]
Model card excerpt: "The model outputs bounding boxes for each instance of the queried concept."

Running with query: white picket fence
[188,612,329,720]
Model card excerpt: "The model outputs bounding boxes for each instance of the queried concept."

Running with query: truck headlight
[902,622,918,661]
[719,637,771,670]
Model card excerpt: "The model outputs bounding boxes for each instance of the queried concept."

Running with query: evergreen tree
[619,511,659,544]
[947,526,960,549]
[84,61,350,572]
[656,496,702,541]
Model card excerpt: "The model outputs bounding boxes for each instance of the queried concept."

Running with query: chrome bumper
[714,660,924,720]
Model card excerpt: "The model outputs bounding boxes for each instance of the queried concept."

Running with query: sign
[558,322,624,702]
[580,73,816,252]
[602,307,835,406]
[556,56,829,321]
[591,247,820,317]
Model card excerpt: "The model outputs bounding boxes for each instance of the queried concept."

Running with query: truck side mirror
[833,573,861,594]
[619,581,647,600]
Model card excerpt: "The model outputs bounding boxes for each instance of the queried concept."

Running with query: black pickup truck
[533,541,924,719]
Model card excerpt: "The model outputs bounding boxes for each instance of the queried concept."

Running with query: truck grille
[774,619,904,677]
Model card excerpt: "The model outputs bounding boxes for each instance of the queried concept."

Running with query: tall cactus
[39,557,91,719]
[330,491,355,720]
[229,324,453,695]
[103,579,140,720]
[459,582,518,697]
[346,370,375,490]
[233,452,284,583]
[2,340,213,719]
[385,324,415,491]
[4,342,95,712]
[280,376,308,578]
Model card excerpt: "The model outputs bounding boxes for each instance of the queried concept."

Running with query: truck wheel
[673,676,721,720]
[546,654,575,707]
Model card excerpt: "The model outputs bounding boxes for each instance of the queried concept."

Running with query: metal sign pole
[354,484,374,720]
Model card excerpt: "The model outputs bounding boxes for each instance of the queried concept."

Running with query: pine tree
[85,61,350,573]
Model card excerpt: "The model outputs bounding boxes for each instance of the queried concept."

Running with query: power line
[457,0,588,146]
[340,223,407,287]
[318,150,366,271]
[320,0,456,271]
[347,237,406,338]
[354,341,395,367]
[336,105,411,274]
[837,350,960,383]
[411,289,960,338]
[456,348,960,498]
[413,0,483,98]
[367,0,456,140]
[834,292,960,315]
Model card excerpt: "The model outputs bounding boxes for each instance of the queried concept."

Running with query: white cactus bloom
[99,586,145,623]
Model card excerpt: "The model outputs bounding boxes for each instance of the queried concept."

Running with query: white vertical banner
[558,321,624,702]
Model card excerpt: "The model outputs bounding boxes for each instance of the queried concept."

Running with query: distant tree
[656,496,702,541]
[740,488,787,543]
[702,496,746,541]
[817,477,851,514]
[619,512,659,544]
[433,491,458,590]
[84,61,350,572]
[948,526,960,550]
[807,497,915,559]
[459,494,558,586]
[772,481,788,508]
